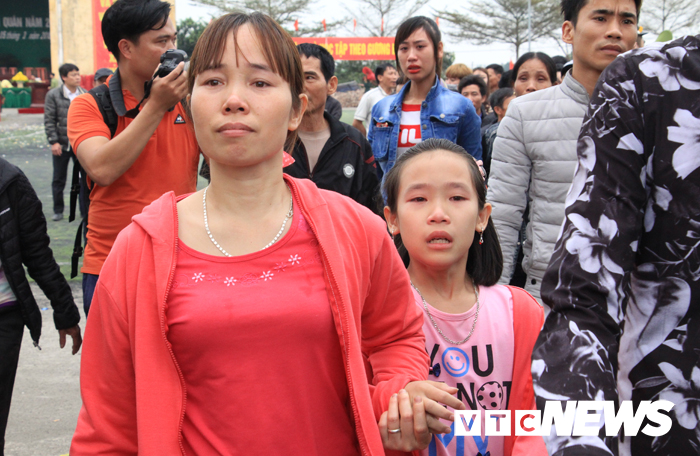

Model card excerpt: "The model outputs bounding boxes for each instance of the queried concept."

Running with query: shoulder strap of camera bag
[68,83,119,278]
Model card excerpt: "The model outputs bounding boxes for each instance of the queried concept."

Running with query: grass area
[340,108,356,126]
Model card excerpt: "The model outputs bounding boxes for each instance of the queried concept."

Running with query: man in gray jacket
[44,63,85,221]
[487,0,640,303]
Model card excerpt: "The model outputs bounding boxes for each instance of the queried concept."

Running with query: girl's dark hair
[102,0,171,62]
[512,52,557,85]
[383,138,503,286]
[394,16,442,80]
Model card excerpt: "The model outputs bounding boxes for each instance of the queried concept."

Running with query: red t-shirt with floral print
[166,200,360,455]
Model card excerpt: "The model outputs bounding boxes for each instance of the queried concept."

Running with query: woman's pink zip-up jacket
[70,176,429,456]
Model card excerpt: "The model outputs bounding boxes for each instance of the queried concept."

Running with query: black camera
[154,49,188,79]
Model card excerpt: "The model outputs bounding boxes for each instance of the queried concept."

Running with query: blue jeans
[82,273,99,317]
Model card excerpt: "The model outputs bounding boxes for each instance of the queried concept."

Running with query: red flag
[294,19,299,31]
[353,18,357,31]
[381,16,384,32]
[322,19,327,31]
[436,17,440,27]
[509,59,514,69]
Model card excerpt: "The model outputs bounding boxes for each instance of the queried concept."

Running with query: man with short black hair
[488,0,640,302]
[286,43,380,212]
[458,75,496,129]
[44,63,86,221]
[67,0,199,315]
[485,63,504,94]
[352,63,398,137]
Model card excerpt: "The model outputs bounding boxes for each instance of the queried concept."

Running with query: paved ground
[4,283,82,456]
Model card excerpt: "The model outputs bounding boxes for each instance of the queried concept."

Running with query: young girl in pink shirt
[383,138,547,456]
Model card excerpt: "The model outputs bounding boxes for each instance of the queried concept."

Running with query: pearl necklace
[411,281,480,345]
[202,186,293,257]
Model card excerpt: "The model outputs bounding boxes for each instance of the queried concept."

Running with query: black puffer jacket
[285,112,381,214]
[0,159,80,344]
[44,84,86,149]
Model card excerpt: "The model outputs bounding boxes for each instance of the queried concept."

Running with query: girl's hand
[404,380,467,434]
[379,389,431,451]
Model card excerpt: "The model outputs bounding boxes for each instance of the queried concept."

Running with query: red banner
[293,37,395,61]
[93,0,118,71]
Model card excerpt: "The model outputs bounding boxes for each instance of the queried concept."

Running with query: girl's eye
[410,196,426,202]
[254,81,269,88]
[451,196,466,201]
[205,79,221,87]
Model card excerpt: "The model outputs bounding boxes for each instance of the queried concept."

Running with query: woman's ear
[384,206,400,235]
[437,41,444,61]
[288,93,308,132]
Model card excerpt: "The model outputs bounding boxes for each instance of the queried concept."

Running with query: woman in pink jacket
[71,12,463,456]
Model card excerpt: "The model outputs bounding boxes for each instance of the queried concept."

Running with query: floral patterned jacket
[532,35,700,456]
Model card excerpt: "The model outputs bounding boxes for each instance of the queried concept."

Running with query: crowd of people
[0,0,698,454]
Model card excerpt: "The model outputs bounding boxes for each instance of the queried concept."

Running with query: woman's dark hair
[394,16,442,80]
[383,138,503,286]
[498,70,512,88]
[102,0,172,62]
[188,12,305,154]
[512,52,557,85]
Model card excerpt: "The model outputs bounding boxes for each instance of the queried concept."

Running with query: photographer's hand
[144,61,188,115]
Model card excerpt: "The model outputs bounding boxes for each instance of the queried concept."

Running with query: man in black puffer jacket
[0,158,82,454]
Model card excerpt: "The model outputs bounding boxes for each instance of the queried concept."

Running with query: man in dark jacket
[286,43,380,213]
[0,158,81,453]
[43,63,85,221]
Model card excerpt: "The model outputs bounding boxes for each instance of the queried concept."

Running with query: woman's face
[397,27,442,84]
[513,58,553,96]
[473,69,489,87]
[189,24,305,169]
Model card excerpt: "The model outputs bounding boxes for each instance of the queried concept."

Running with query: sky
[174,0,657,69]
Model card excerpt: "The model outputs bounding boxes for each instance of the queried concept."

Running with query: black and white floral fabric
[532,35,700,456]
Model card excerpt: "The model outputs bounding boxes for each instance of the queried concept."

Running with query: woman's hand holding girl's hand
[404,380,467,434]
[379,389,431,451]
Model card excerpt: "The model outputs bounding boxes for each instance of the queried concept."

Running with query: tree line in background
[179,0,700,75]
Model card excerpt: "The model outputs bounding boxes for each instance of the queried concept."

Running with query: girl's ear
[437,41,444,61]
[478,203,493,232]
[288,93,308,132]
[384,206,400,235]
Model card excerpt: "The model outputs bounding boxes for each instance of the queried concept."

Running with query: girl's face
[385,150,491,271]
[397,27,443,84]
[513,58,553,96]
[190,24,306,169]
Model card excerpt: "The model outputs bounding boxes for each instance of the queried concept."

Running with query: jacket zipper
[159,196,188,456]
[291,180,371,456]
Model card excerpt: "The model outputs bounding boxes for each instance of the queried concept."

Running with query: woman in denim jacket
[368,16,482,184]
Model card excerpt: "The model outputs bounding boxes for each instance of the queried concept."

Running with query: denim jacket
[367,75,482,181]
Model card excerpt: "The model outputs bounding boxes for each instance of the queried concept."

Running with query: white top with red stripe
[397,103,422,158]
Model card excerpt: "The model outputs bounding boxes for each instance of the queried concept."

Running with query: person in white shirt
[352,64,398,136]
